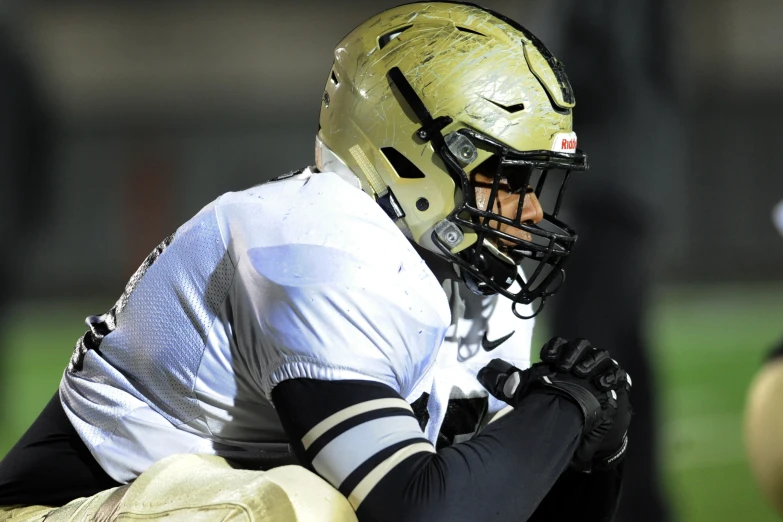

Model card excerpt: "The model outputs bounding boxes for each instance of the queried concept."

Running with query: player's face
[471,171,544,243]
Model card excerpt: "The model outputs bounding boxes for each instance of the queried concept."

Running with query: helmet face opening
[432,127,587,317]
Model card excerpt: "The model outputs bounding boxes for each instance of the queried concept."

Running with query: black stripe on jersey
[272,378,401,457]
[338,436,431,498]
[304,407,416,462]
[353,449,436,521]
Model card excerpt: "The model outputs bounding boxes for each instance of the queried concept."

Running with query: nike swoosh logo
[481,330,515,352]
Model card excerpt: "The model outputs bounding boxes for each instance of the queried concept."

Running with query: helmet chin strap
[513,299,545,319]
[461,239,517,295]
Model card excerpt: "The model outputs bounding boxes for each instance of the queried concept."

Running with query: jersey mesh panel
[98,212,235,425]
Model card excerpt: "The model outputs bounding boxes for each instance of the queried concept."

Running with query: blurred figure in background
[0,15,54,421]
[744,200,783,517]
[526,2,683,521]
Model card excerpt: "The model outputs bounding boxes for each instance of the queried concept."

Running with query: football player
[0,3,631,521]
[744,199,783,516]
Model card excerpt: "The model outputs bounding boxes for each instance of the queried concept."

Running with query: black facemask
[387,67,588,318]
[436,127,587,318]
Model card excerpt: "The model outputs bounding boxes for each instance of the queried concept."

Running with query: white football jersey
[60,168,533,483]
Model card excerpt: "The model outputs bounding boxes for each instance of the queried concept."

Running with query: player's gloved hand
[477,337,632,472]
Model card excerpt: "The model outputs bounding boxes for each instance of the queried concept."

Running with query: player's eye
[504,165,533,192]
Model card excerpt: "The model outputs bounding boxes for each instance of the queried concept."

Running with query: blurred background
[1,1,782,521]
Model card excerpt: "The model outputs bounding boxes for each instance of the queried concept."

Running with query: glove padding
[478,337,632,472]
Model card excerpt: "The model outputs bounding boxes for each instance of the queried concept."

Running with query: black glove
[478,337,632,472]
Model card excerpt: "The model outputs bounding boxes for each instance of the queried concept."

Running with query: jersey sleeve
[244,241,449,398]
[217,172,452,401]
[272,377,584,522]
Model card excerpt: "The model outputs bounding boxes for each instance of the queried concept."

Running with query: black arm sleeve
[272,378,582,522]
[528,463,625,522]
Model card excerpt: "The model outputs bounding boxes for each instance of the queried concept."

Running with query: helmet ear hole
[381,147,425,179]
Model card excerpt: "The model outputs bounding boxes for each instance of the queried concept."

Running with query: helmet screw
[434,219,464,247]
[444,131,478,165]
[417,130,428,140]
[416,198,429,211]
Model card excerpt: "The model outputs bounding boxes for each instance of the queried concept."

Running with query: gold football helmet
[316,2,587,316]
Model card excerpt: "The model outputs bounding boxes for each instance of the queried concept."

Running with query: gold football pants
[0,454,358,522]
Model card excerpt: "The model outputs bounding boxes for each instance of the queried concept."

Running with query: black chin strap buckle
[416,115,453,142]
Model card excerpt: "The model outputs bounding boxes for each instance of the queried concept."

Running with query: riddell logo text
[561,138,577,150]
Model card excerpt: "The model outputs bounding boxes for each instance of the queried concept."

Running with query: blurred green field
[1,284,782,521]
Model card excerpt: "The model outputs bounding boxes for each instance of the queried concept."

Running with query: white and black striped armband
[272,378,435,511]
